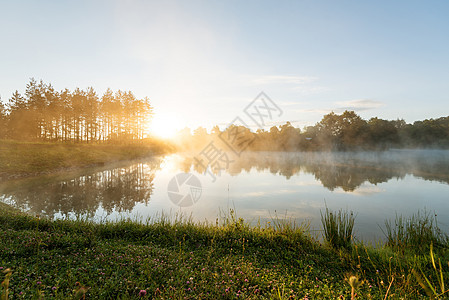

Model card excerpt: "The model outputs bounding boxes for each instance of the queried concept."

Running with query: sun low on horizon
[147,112,184,139]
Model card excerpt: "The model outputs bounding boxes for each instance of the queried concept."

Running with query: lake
[1,149,449,244]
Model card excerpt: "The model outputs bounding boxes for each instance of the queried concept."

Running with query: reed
[321,207,356,250]
[382,210,448,253]
[413,244,449,299]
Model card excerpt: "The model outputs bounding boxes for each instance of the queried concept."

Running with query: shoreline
[0,202,447,299]
[0,139,174,181]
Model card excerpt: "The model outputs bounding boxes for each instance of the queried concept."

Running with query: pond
[1,150,449,244]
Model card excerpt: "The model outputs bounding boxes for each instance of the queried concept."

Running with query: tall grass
[1,268,12,300]
[321,207,355,250]
[382,210,449,253]
[413,244,449,299]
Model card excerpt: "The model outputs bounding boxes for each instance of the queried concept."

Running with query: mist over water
[1,149,448,243]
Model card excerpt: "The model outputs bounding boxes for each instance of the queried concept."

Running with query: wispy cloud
[248,75,327,95]
[336,99,384,112]
[293,99,385,119]
[293,108,332,115]
[251,75,318,85]
[277,100,303,106]
[291,85,329,94]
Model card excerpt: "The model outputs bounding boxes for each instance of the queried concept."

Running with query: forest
[1,80,449,150]
[0,79,152,142]
[177,110,449,151]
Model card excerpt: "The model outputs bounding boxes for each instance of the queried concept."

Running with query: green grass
[413,244,449,299]
[382,210,449,254]
[0,139,173,178]
[0,203,448,299]
[321,207,355,250]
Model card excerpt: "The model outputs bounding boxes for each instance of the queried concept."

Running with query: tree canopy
[175,111,449,151]
[2,80,448,150]
[0,79,153,143]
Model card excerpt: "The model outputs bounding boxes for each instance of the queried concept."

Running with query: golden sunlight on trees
[172,111,449,153]
[1,79,153,143]
[1,80,448,150]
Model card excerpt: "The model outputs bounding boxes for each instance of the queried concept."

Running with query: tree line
[0,79,153,142]
[178,110,449,151]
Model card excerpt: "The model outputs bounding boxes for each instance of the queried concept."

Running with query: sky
[1,0,449,137]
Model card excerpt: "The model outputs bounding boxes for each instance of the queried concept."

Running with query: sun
[148,113,183,139]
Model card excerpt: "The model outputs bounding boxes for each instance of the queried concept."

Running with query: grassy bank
[0,139,174,179]
[0,204,448,299]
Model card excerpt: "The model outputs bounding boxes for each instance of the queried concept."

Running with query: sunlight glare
[148,113,183,139]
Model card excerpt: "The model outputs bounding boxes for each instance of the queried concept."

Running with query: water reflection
[0,158,162,218]
[1,150,449,224]
[183,150,449,191]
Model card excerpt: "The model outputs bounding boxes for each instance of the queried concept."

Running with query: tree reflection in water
[185,150,449,191]
[1,150,449,220]
[0,157,162,219]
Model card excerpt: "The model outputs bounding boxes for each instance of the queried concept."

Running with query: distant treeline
[178,110,449,151]
[0,79,153,142]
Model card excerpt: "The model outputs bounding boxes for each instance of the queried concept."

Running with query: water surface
[1,150,449,243]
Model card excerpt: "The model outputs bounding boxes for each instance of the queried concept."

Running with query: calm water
[1,150,449,243]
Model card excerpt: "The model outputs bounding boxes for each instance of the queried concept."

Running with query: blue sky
[1,0,448,135]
